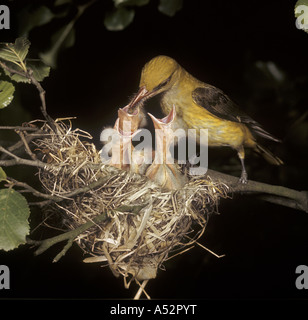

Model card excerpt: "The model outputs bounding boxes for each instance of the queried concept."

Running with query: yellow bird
[129,55,283,183]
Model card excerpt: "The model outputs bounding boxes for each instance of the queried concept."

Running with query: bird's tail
[254,143,283,165]
[248,121,281,143]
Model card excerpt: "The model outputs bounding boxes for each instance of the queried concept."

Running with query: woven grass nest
[34,118,229,292]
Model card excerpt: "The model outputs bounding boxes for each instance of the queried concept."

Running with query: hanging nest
[33,119,229,288]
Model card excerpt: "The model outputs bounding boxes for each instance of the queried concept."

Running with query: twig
[134,280,150,300]
[58,175,116,199]
[165,245,195,261]
[102,242,119,278]
[7,174,117,203]
[257,194,307,212]
[0,129,47,161]
[6,177,60,201]
[28,69,55,130]
[0,145,51,169]
[206,169,308,213]
[195,241,225,258]
[0,126,39,131]
[0,60,56,131]
[16,130,37,160]
[27,211,109,262]
[28,200,53,208]
[27,203,146,263]
[0,60,28,79]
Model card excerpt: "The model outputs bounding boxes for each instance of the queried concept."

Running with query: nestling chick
[145,105,187,190]
[100,105,149,173]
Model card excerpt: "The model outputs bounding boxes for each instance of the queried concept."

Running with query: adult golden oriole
[129,55,283,183]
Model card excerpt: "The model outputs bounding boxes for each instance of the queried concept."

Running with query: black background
[1,0,308,301]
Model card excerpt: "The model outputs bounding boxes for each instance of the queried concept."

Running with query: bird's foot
[238,171,248,184]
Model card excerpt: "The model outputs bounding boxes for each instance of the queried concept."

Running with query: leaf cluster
[105,0,183,31]
[0,38,50,251]
[0,37,50,109]
[14,0,183,68]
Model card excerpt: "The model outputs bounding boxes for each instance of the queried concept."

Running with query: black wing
[192,86,281,142]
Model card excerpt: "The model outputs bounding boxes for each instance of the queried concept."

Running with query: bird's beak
[148,105,176,130]
[128,86,149,113]
[114,105,141,137]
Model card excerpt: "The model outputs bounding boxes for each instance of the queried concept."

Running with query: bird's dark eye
[153,72,174,92]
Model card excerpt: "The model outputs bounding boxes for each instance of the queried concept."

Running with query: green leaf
[158,0,183,17]
[0,168,6,182]
[18,5,56,37]
[0,188,30,251]
[55,0,72,5]
[114,0,149,7]
[295,0,308,33]
[39,23,75,68]
[2,62,29,83]
[0,38,30,70]
[26,59,50,82]
[104,7,135,31]
[0,80,15,109]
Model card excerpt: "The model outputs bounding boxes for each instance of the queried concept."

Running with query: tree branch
[27,68,55,130]
[0,126,39,131]
[0,145,51,169]
[0,60,56,131]
[206,169,308,213]
[16,130,37,160]
[0,126,49,161]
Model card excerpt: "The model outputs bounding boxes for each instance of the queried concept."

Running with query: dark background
[1,0,308,300]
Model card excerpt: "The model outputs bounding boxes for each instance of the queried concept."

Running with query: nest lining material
[34,120,228,284]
